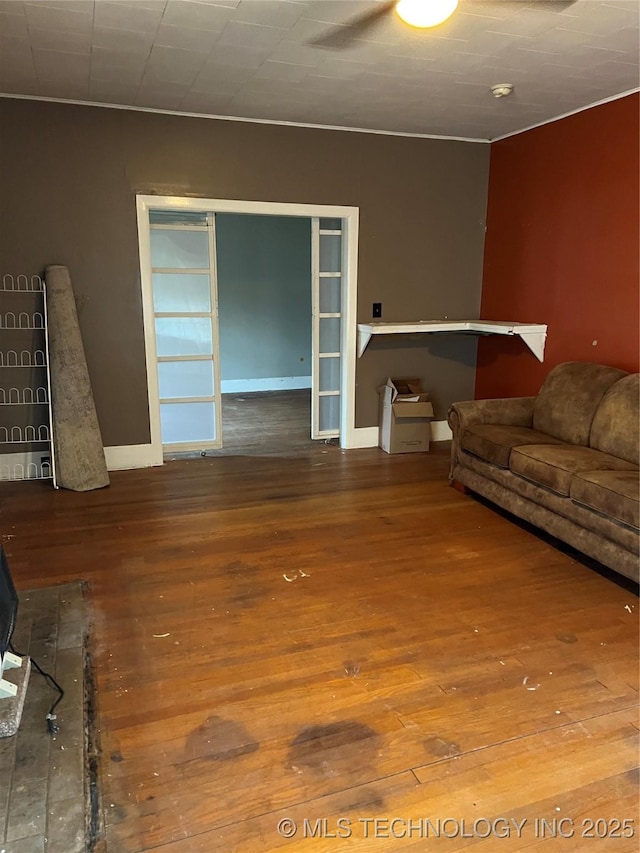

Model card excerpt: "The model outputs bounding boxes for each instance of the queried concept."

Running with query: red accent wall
[476,93,639,399]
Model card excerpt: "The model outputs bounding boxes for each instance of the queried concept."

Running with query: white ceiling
[0,0,638,140]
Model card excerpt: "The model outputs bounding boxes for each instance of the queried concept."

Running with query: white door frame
[136,194,360,463]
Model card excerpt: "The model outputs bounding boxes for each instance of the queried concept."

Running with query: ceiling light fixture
[491,83,514,98]
[395,0,459,29]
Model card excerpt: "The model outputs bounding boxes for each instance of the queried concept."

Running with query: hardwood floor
[167,390,316,459]
[0,440,637,852]
[216,390,314,456]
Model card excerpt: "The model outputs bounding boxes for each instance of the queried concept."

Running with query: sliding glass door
[311,217,343,439]
[149,211,222,451]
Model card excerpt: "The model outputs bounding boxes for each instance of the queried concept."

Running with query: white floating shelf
[357,320,548,361]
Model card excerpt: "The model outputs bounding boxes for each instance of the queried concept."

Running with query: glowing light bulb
[396,0,459,29]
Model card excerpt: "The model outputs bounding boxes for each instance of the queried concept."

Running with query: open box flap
[385,377,422,402]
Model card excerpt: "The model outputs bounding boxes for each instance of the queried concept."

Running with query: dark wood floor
[215,389,314,456]
[166,390,315,459]
[0,437,637,852]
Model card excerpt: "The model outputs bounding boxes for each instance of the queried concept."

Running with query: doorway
[215,213,312,455]
[136,196,359,462]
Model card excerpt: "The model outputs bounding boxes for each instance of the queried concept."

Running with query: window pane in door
[158,360,214,399]
[319,317,340,353]
[149,211,207,226]
[319,235,342,273]
[319,278,340,314]
[155,318,213,357]
[319,395,340,433]
[153,273,211,313]
[160,401,216,444]
[151,229,210,269]
[319,218,341,230]
[319,357,340,393]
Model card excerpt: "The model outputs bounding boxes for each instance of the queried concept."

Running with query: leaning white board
[356,320,548,361]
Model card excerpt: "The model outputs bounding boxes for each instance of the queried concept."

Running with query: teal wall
[216,214,312,389]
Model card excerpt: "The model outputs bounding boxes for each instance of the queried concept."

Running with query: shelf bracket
[517,330,547,362]
[357,328,372,358]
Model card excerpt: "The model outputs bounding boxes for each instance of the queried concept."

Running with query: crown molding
[491,88,640,142]
[0,93,489,144]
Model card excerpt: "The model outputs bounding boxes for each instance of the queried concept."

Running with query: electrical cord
[9,640,64,734]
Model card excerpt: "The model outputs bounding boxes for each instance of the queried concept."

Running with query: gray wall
[0,98,490,446]
[216,214,311,387]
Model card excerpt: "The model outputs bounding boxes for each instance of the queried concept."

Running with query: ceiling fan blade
[309,1,397,49]
[464,0,577,10]
[310,0,578,51]
[527,0,578,9]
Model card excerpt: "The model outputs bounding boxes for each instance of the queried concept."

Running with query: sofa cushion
[461,424,563,468]
[533,362,627,446]
[510,444,637,496]
[589,374,640,466]
[571,470,640,531]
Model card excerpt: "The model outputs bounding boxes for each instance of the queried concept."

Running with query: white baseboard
[103,443,162,471]
[1,447,164,477]
[101,420,451,470]
[344,426,379,449]
[221,376,311,394]
[344,420,451,450]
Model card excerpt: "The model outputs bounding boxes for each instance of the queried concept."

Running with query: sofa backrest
[533,362,628,446]
[589,374,639,465]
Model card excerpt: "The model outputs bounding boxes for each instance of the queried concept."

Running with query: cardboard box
[378,377,434,454]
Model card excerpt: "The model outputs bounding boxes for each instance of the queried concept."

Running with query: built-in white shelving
[356,320,548,361]
[0,274,57,485]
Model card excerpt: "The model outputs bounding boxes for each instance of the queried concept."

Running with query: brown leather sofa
[448,362,639,582]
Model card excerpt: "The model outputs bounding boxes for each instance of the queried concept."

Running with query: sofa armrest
[448,397,536,435]
[448,397,536,482]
